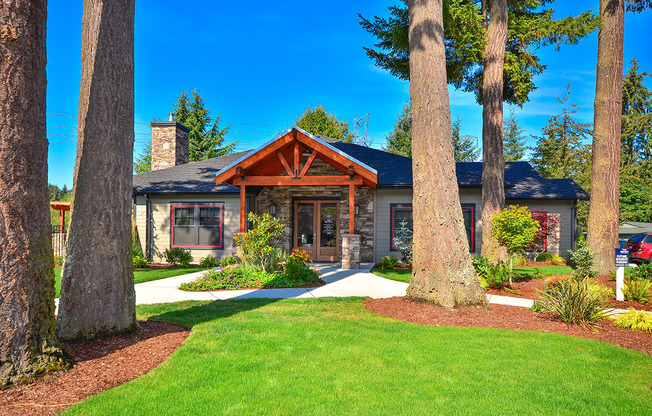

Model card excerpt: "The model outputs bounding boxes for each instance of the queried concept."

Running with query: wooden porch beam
[239,175,363,187]
[349,183,355,234]
[299,151,318,177]
[293,140,299,177]
[276,151,293,177]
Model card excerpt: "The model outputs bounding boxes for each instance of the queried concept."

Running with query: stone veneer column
[341,234,361,269]
[150,121,190,171]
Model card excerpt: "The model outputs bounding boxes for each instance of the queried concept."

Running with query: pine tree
[58,0,138,341]
[174,88,236,161]
[530,84,592,182]
[452,117,480,162]
[407,0,487,308]
[294,105,356,142]
[133,143,151,173]
[0,0,66,386]
[383,105,412,157]
[503,110,527,161]
[621,58,652,166]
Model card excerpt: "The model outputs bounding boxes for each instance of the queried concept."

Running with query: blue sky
[46,1,651,188]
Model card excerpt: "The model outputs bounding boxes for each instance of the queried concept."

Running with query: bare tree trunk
[57,0,137,341]
[0,0,66,386]
[586,0,624,275]
[480,0,508,260]
[407,0,487,308]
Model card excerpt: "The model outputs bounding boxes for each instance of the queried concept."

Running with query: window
[390,204,475,252]
[171,203,223,248]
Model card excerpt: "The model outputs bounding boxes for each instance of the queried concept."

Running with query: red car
[626,233,652,264]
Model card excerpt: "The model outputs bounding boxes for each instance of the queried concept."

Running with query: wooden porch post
[59,209,65,233]
[239,184,246,233]
[349,183,355,234]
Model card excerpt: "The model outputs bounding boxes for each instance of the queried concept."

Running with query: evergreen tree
[621,58,652,166]
[452,117,480,162]
[406,0,487,308]
[174,88,236,162]
[359,1,598,106]
[503,110,527,161]
[530,84,592,182]
[619,58,652,222]
[294,105,356,142]
[384,105,412,157]
[133,143,151,173]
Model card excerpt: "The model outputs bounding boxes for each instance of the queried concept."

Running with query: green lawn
[371,265,574,283]
[370,268,411,282]
[53,267,200,298]
[63,298,651,415]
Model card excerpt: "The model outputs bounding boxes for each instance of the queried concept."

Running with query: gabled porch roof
[215,127,378,189]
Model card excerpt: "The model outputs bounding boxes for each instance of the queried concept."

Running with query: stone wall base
[342,234,361,270]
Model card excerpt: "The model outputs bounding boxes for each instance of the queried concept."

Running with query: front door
[294,201,340,262]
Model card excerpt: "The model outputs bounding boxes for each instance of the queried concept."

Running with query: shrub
[485,262,511,290]
[489,205,540,281]
[550,255,566,265]
[569,246,597,281]
[535,252,554,262]
[588,281,614,300]
[199,255,218,269]
[393,221,413,266]
[612,309,652,332]
[164,247,194,267]
[471,255,491,277]
[133,255,149,268]
[283,248,320,283]
[630,263,652,281]
[376,255,399,270]
[235,213,285,273]
[219,255,238,267]
[623,278,651,304]
[53,255,65,267]
[533,278,608,325]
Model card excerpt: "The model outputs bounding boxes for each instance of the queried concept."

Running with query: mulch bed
[364,297,652,356]
[485,274,652,311]
[0,321,189,416]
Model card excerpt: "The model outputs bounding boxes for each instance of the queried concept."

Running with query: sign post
[615,248,629,301]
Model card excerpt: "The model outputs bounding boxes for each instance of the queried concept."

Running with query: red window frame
[390,204,475,252]
[171,203,224,249]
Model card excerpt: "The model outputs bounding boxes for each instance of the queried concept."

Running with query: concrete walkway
[55,264,646,319]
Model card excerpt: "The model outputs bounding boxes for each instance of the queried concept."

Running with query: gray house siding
[374,189,576,263]
[135,195,241,263]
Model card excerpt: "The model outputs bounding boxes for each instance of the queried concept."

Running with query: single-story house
[619,222,652,240]
[133,122,589,268]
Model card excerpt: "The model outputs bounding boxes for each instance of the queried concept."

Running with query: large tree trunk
[0,0,66,386]
[406,0,487,308]
[586,0,624,275]
[480,0,508,260]
[57,0,137,341]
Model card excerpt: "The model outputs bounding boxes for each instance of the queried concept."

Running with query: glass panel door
[317,202,339,261]
[295,202,316,260]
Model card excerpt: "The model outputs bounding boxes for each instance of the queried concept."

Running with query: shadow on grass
[143,297,282,329]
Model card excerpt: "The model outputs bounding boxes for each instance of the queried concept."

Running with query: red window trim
[171,203,224,249]
[390,204,475,252]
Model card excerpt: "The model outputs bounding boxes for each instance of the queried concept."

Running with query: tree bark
[57,0,137,341]
[586,0,624,275]
[480,0,508,260]
[0,0,66,386]
[406,0,487,308]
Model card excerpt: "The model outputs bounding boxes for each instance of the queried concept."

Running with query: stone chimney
[150,118,190,171]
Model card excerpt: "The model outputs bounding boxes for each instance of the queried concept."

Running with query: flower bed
[180,249,323,291]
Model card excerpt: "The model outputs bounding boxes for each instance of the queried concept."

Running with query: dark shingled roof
[134,136,589,200]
